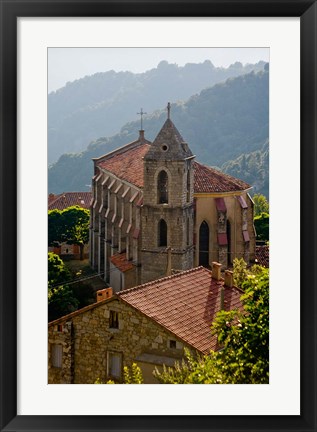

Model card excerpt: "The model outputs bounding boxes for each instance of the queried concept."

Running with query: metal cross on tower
[137,108,147,130]
[167,102,171,119]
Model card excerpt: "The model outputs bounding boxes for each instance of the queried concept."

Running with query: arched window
[199,221,209,267]
[158,219,167,247]
[158,170,168,204]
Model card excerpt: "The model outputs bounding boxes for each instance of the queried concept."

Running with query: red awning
[243,230,250,242]
[238,196,248,209]
[215,198,226,212]
[217,233,228,246]
[133,228,140,239]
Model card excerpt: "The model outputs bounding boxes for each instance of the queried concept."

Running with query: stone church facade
[90,105,255,292]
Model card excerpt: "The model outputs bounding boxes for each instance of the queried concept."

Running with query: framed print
[0,1,316,431]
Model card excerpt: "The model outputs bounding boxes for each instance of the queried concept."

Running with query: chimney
[224,270,234,288]
[139,130,145,141]
[96,287,113,302]
[211,262,222,281]
[220,287,225,310]
[166,246,172,276]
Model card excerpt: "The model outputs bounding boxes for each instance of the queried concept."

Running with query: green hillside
[48,68,269,197]
[48,60,266,163]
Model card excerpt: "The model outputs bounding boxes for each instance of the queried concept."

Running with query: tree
[254,212,269,242]
[48,252,79,321]
[252,193,269,217]
[48,206,90,260]
[62,206,90,260]
[232,257,248,288]
[48,252,71,288]
[48,209,63,246]
[154,266,269,384]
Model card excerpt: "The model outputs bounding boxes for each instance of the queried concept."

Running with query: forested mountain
[48,60,266,163]
[222,140,269,198]
[48,68,269,197]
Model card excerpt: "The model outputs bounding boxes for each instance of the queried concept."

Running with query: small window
[107,351,122,380]
[51,344,63,368]
[109,310,119,329]
[169,340,177,349]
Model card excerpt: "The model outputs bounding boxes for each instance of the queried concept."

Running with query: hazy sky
[48,47,269,93]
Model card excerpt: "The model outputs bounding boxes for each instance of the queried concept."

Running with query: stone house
[90,104,256,292]
[48,191,92,259]
[48,263,244,384]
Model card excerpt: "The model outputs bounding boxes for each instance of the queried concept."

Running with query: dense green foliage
[123,364,144,384]
[252,193,269,216]
[154,266,269,384]
[95,363,143,384]
[49,60,266,162]
[48,252,71,288]
[222,140,269,198]
[48,253,96,321]
[48,253,79,321]
[48,206,90,259]
[254,212,269,242]
[232,257,248,288]
[49,69,269,195]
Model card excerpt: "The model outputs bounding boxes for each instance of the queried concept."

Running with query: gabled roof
[49,265,244,354]
[118,266,244,354]
[48,192,92,210]
[96,141,251,193]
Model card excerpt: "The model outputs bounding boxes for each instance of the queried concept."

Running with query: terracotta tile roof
[97,143,149,189]
[118,266,244,354]
[193,161,251,193]
[96,143,250,193]
[110,252,134,272]
[255,245,269,267]
[48,192,92,210]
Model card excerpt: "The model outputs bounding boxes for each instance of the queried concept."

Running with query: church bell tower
[141,103,195,284]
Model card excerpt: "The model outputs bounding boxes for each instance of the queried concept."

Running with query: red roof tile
[48,192,92,210]
[97,143,149,188]
[110,253,134,273]
[255,245,269,267]
[118,266,243,354]
[193,161,251,193]
[96,143,250,194]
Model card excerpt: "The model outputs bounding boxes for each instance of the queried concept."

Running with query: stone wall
[48,321,73,384]
[48,298,189,384]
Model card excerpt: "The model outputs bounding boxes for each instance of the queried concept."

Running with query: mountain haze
[48,68,269,197]
[48,60,266,163]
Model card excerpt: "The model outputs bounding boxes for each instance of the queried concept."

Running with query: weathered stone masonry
[48,298,187,384]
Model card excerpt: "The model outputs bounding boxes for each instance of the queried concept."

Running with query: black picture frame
[1,1,316,431]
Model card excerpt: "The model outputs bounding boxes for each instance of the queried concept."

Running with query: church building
[90,104,256,292]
